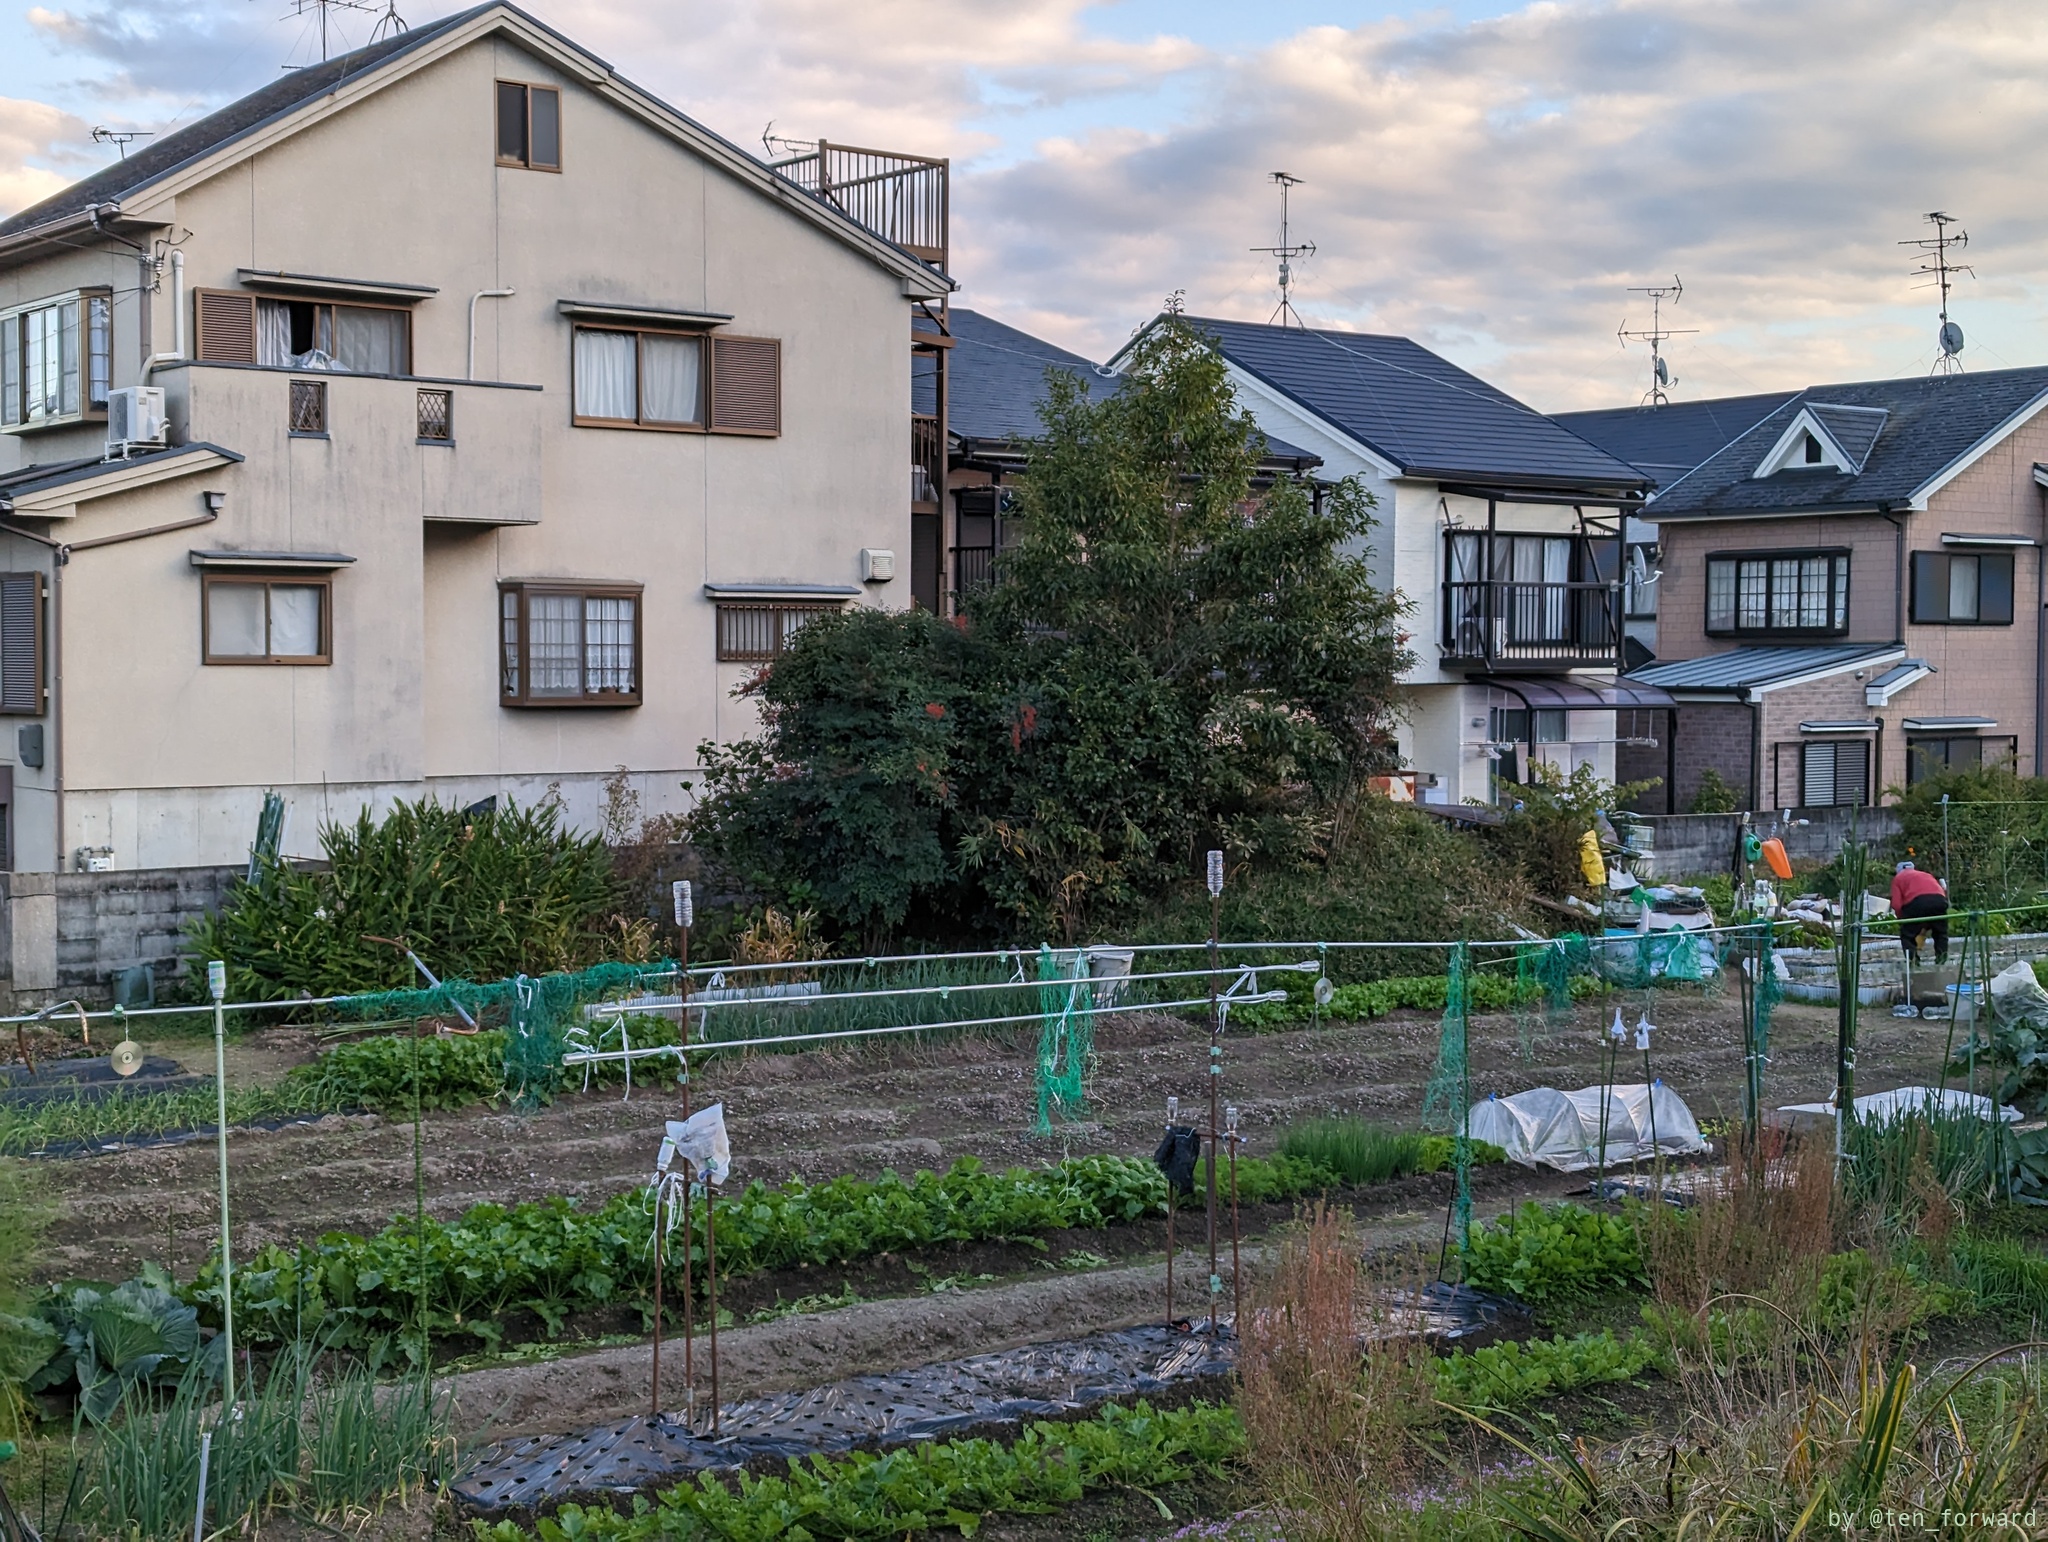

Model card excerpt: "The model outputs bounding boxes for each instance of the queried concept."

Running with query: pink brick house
[1566,370,2048,813]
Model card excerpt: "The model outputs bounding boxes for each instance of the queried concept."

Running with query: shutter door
[195,289,257,363]
[710,335,781,435]
[1801,743,1837,807]
[0,573,42,715]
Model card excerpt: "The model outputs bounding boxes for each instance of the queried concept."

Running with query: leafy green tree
[691,316,1413,945]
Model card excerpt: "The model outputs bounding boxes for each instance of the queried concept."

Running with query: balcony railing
[772,141,949,269]
[913,413,943,506]
[1442,580,1621,669]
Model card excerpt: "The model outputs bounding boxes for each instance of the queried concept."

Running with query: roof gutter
[0,206,120,266]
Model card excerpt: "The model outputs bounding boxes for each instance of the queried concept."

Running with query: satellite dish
[1654,357,1670,386]
[1940,320,1965,356]
[108,1040,145,1078]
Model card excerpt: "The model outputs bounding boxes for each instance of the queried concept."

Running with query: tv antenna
[1617,277,1694,407]
[760,122,817,160]
[91,127,153,159]
[1901,211,1972,375]
[1250,172,1315,328]
[284,0,402,63]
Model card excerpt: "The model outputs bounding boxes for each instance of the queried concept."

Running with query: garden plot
[31,989,1953,1292]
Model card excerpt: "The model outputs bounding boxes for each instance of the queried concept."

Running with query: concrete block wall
[1628,806,1902,880]
[0,865,241,1011]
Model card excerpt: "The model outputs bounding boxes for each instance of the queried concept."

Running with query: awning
[239,268,437,303]
[702,583,861,601]
[1902,716,1997,732]
[190,549,355,570]
[1480,675,1676,710]
[558,300,733,330]
[1942,531,2036,547]
[1800,720,1880,735]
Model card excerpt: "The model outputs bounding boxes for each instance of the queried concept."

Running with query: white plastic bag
[1988,959,2048,1026]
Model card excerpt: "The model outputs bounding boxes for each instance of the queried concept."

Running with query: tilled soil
[34,995,1952,1286]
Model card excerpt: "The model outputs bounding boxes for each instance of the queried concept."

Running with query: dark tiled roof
[1553,392,1799,488]
[0,7,487,240]
[934,308,1318,464]
[1809,404,1887,470]
[1629,643,1901,694]
[1178,316,1647,491]
[1647,368,2048,518]
[0,443,243,508]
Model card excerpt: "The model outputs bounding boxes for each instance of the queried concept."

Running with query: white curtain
[269,585,323,657]
[584,596,635,692]
[527,593,583,695]
[330,306,407,375]
[207,584,266,657]
[573,330,637,420]
[257,301,293,367]
[641,334,702,424]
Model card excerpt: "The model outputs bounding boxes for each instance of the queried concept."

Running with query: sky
[4,0,2047,410]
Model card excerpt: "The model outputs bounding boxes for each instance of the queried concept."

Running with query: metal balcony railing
[1442,580,1621,668]
[913,413,943,506]
[772,142,949,269]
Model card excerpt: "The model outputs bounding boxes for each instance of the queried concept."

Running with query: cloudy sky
[4,0,2044,409]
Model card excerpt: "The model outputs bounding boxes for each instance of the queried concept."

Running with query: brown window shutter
[0,572,43,715]
[710,335,780,436]
[195,289,257,363]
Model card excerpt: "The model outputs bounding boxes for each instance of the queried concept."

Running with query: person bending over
[1890,861,1950,965]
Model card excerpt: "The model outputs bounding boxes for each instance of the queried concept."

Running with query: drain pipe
[467,288,515,380]
[145,250,185,373]
[2037,477,2047,776]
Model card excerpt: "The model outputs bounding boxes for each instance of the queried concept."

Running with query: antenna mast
[1901,211,1972,375]
[91,127,153,160]
[286,0,401,62]
[1617,276,1695,407]
[1250,172,1315,328]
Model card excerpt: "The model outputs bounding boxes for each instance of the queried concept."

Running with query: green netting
[1422,941,1473,1247]
[335,959,673,1109]
[1034,945,1094,1134]
[1512,932,1590,1054]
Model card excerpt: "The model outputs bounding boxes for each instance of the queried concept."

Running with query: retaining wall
[1629,807,1902,880]
[0,865,241,1012]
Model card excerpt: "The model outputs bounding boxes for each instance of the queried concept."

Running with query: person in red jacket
[1890,862,1949,965]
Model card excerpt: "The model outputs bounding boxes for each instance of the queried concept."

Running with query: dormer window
[1752,403,1887,479]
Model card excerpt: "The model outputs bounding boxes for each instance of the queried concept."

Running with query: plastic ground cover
[452,1285,1520,1519]
[0,1053,203,1108]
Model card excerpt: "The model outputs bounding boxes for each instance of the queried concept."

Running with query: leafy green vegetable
[1435,1329,1664,1410]
[31,1272,212,1423]
[470,1400,1243,1541]
[1458,1202,1647,1304]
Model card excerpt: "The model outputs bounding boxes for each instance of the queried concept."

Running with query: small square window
[289,379,327,436]
[497,82,561,171]
[417,388,452,442]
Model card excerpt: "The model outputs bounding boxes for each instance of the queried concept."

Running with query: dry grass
[1235,1203,1430,1542]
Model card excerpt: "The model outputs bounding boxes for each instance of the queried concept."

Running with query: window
[1705,550,1850,636]
[1910,550,2014,625]
[571,329,780,435]
[572,327,703,427]
[499,583,641,705]
[716,601,842,662]
[497,81,561,170]
[0,573,45,714]
[203,575,330,664]
[1,291,111,428]
[195,290,412,374]
[289,379,328,436]
[417,389,452,442]
[1803,433,1823,465]
[1799,741,1869,808]
[1909,735,2019,783]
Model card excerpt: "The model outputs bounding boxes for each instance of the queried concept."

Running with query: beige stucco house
[0,2,948,873]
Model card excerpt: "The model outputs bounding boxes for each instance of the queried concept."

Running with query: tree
[689,316,1414,945]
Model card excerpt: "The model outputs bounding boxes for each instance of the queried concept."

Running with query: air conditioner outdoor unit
[106,386,167,457]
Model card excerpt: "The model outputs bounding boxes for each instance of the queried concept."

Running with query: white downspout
[145,251,185,372]
[468,288,515,380]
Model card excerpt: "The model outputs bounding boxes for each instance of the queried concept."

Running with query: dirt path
[31,994,1954,1285]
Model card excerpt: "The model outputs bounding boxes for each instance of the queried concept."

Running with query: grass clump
[473,1400,1242,1541]
[0,1077,346,1157]
[1276,1117,1504,1187]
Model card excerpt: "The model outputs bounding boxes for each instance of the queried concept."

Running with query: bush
[1688,768,1742,815]
[1435,1329,1664,1410]
[1484,763,1658,900]
[1459,1201,1647,1303]
[1891,763,2048,907]
[182,796,622,1001]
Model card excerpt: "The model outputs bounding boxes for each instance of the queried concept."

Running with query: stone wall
[0,865,242,1012]
[1628,806,1902,880]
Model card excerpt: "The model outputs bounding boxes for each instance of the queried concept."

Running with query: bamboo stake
[650,1184,664,1419]
[1164,1094,1178,1327]
[706,1176,721,1433]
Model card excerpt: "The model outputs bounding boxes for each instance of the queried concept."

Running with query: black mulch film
[451,1284,1522,1519]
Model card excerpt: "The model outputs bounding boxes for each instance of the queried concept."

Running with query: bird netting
[1422,941,1474,1248]
[1034,945,1095,1134]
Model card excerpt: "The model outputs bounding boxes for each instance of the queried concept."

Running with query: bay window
[1,290,112,428]
[500,582,642,705]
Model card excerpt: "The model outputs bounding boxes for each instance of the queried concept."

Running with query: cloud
[0,96,94,220]
[957,0,2048,405]
[8,0,2048,408]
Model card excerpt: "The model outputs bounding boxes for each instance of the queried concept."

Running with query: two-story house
[0,2,950,873]
[1108,316,1667,805]
[1578,370,2048,812]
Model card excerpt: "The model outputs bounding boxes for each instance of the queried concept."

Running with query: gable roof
[933,308,1319,468]
[1552,392,1799,489]
[0,4,946,296]
[1124,316,1648,494]
[1647,367,2048,519]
